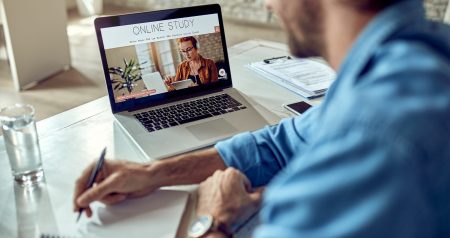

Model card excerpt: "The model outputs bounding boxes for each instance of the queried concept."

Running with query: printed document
[248,57,336,98]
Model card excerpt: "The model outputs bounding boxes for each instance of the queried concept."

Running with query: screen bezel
[94,4,232,113]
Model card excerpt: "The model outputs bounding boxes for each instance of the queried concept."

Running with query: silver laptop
[94,4,272,160]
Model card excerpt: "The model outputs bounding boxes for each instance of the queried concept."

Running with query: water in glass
[0,104,44,185]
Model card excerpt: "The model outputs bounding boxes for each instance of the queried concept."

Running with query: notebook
[40,190,189,238]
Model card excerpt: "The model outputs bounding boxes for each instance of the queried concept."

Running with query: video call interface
[101,14,229,103]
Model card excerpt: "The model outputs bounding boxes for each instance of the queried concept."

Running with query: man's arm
[151,147,227,186]
[215,106,320,187]
[73,147,226,216]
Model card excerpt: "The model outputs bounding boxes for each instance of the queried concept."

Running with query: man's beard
[287,0,325,58]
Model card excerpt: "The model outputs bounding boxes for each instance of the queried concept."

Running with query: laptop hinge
[127,87,226,113]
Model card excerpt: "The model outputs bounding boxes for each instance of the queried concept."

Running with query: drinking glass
[0,104,44,185]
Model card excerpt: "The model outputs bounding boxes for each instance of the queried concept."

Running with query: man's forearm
[149,147,227,186]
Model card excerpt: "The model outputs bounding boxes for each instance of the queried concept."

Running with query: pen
[76,147,107,222]
[263,56,292,64]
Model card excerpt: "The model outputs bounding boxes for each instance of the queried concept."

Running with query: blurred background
[0,0,448,121]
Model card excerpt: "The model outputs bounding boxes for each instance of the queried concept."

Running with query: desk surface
[0,40,323,238]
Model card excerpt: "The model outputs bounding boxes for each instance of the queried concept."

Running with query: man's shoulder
[375,39,449,73]
[322,31,450,143]
[358,27,450,97]
[341,33,450,141]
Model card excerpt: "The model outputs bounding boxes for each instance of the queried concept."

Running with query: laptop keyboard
[134,94,247,133]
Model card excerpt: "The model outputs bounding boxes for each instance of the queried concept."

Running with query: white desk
[0,40,322,238]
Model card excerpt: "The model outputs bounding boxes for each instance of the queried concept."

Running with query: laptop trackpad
[186,119,237,141]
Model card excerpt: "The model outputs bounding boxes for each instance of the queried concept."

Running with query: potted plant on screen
[109,59,144,94]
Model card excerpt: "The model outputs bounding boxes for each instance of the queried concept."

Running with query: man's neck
[322,5,378,70]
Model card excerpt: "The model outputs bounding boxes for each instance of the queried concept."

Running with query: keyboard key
[178,114,212,124]
[138,94,243,131]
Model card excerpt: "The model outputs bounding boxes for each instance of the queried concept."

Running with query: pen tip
[76,212,82,223]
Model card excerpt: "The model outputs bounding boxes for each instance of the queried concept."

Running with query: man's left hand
[197,168,263,236]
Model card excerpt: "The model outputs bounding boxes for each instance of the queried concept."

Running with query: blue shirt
[215,0,450,237]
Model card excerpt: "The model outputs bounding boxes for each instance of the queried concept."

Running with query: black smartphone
[283,101,312,115]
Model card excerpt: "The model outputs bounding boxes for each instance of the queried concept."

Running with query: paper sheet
[248,57,335,98]
[41,190,189,238]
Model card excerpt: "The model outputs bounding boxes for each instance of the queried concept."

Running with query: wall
[197,33,224,63]
[105,0,450,23]
[105,0,274,24]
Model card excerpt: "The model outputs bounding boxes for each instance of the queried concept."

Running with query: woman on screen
[164,37,218,90]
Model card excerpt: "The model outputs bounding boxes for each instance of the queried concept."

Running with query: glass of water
[0,104,44,185]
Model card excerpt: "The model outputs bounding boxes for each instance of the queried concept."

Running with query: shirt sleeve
[253,122,436,238]
[214,106,319,187]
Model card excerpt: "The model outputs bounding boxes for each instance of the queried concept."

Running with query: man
[74,0,450,237]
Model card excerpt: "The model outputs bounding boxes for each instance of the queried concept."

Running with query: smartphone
[283,101,312,115]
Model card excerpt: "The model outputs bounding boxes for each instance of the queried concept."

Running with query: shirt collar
[337,0,425,80]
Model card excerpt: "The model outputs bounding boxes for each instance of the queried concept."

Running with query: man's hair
[342,0,401,11]
[176,37,198,49]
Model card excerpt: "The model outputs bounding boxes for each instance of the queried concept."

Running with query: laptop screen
[95,5,232,113]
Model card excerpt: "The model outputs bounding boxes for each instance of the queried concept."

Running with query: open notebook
[41,190,189,238]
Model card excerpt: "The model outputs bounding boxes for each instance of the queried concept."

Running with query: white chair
[0,9,8,61]
[445,1,450,23]
[0,0,71,91]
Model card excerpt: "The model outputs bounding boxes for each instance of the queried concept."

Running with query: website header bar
[101,14,220,49]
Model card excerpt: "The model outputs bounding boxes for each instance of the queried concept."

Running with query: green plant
[109,59,145,94]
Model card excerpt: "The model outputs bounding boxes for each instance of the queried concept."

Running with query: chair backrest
[445,1,450,23]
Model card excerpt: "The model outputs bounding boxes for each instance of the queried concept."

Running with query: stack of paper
[247,57,336,99]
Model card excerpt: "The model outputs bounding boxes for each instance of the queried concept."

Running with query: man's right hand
[72,148,227,218]
[73,160,157,217]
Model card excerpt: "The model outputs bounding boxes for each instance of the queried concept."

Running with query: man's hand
[73,148,227,218]
[73,160,157,217]
[197,168,263,236]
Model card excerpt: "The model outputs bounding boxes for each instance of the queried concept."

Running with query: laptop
[94,4,273,160]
